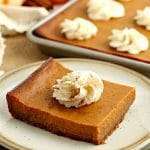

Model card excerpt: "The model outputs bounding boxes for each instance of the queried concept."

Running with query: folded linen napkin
[0,5,49,36]
[0,5,49,76]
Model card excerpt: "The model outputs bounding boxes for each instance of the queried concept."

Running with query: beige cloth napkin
[0,5,49,35]
[0,5,49,76]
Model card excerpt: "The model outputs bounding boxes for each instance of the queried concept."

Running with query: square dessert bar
[6,58,135,144]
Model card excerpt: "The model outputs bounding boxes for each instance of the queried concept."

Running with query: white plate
[0,58,150,150]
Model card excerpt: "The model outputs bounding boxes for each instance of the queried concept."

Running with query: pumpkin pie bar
[6,58,136,144]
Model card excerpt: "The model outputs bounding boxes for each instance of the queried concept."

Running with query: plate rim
[0,58,150,150]
[1,58,150,83]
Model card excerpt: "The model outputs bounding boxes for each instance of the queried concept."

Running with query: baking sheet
[27,0,150,77]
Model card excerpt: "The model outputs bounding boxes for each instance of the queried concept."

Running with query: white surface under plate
[0,58,150,150]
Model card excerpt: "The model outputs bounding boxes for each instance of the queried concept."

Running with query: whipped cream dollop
[134,7,150,31]
[108,28,149,54]
[87,0,125,21]
[60,17,98,40]
[52,71,104,108]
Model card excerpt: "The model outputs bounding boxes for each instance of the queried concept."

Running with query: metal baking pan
[27,0,150,77]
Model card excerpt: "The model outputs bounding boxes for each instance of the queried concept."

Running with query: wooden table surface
[1,34,49,72]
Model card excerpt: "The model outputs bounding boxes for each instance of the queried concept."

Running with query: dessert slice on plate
[6,58,135,144]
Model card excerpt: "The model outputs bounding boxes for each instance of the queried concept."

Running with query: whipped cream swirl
[87,0,125,21]
[60,17,98,40]
[52,71,104,108]
[134,7,150,31]
[108,28,149,54]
